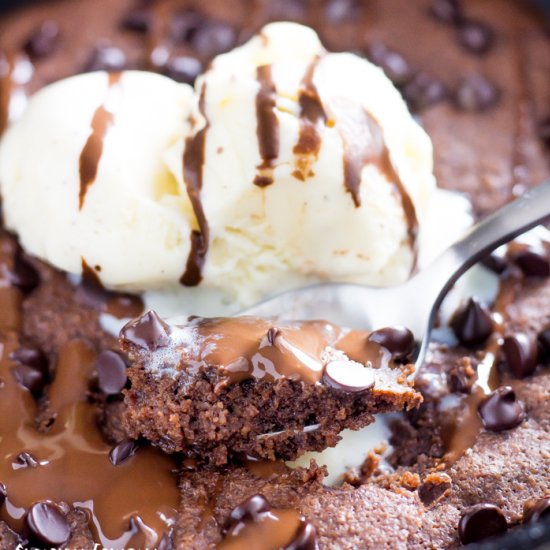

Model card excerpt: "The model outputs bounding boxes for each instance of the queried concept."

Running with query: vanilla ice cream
[0,22,436,307]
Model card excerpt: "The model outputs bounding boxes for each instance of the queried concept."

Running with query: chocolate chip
[266,327,281,345]
[539,115,550,148]
[478,386,525,432]
[95,350,127,395]
[157,532,173,550]
[524,497,550,524]
[325,0,360,23]
[109,438,139,466]
[367,326,415,360]
[0,483,6,508]
[85,45,127,72]
[509,245,550,278]
[16,451,40,468]
[121,311,171,351]
[11,364,47,397]
[418,473,452,506]
[24,21,61,59]
[223,494,270,534]
[458,504,508,544]
[164,56,203,85]
[454,75,500,112]
[7,254,40,293]
[9,346,49,374]
[457,19,495,55]
[190,21,237,59]
[502,333,538,378]
[120,7,152,34]
[170,9,205,43]
[482,248,508,274]
[401,72,448,112]
[366,42,413,86]
[538,326,550,358]
[450,298,493,347]
[26,501,70,547]
[324,360,375,393]
[429,0,464,25]
[285,519,317,550]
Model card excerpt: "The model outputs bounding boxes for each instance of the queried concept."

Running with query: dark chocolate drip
[254,65,279,187]
[329,98,418,255]
[78,72,121,210]
[293,56,326,181]
[78,258,144,319]
[181,86,210,286]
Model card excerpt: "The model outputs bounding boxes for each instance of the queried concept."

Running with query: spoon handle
[425,179,550,314]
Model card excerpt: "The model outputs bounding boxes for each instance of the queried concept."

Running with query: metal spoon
[240,179,550,370]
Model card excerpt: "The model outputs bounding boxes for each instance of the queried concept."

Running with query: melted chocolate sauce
[77,259,144,319]
[153,316,393,386]
[0,240,179,548]
[181,86,210,286]
[79,72,121,210]
[328,98,418,257]
[219,505,306,550]
[293,56,326,181]
[254,65,279,187]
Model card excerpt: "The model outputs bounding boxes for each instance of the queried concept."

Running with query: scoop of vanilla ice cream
[0,23,436,308]
[166,22,435,304]
[0,71,195,290]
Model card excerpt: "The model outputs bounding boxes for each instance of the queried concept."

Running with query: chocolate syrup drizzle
[254,65,279,187]
[78,259,144,319]
[181,86,210,286]
[0,235,179,547]
[328,98,418,255]
[293,56,327,181]
[78,72,121,210]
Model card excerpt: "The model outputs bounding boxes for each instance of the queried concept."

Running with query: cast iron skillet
[0,0,549,548]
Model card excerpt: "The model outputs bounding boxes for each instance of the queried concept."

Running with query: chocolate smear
[181,86,210,286]
[79,72,121,209]
[458,504,507,544]
[78,259,144,319]
[450,297,493,347]
[26,501,70,547]
[478,386,525,432]
[293,57,326,181]
[254,65,279,187]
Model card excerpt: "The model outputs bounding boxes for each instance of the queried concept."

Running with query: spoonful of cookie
[240,179,550,370]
